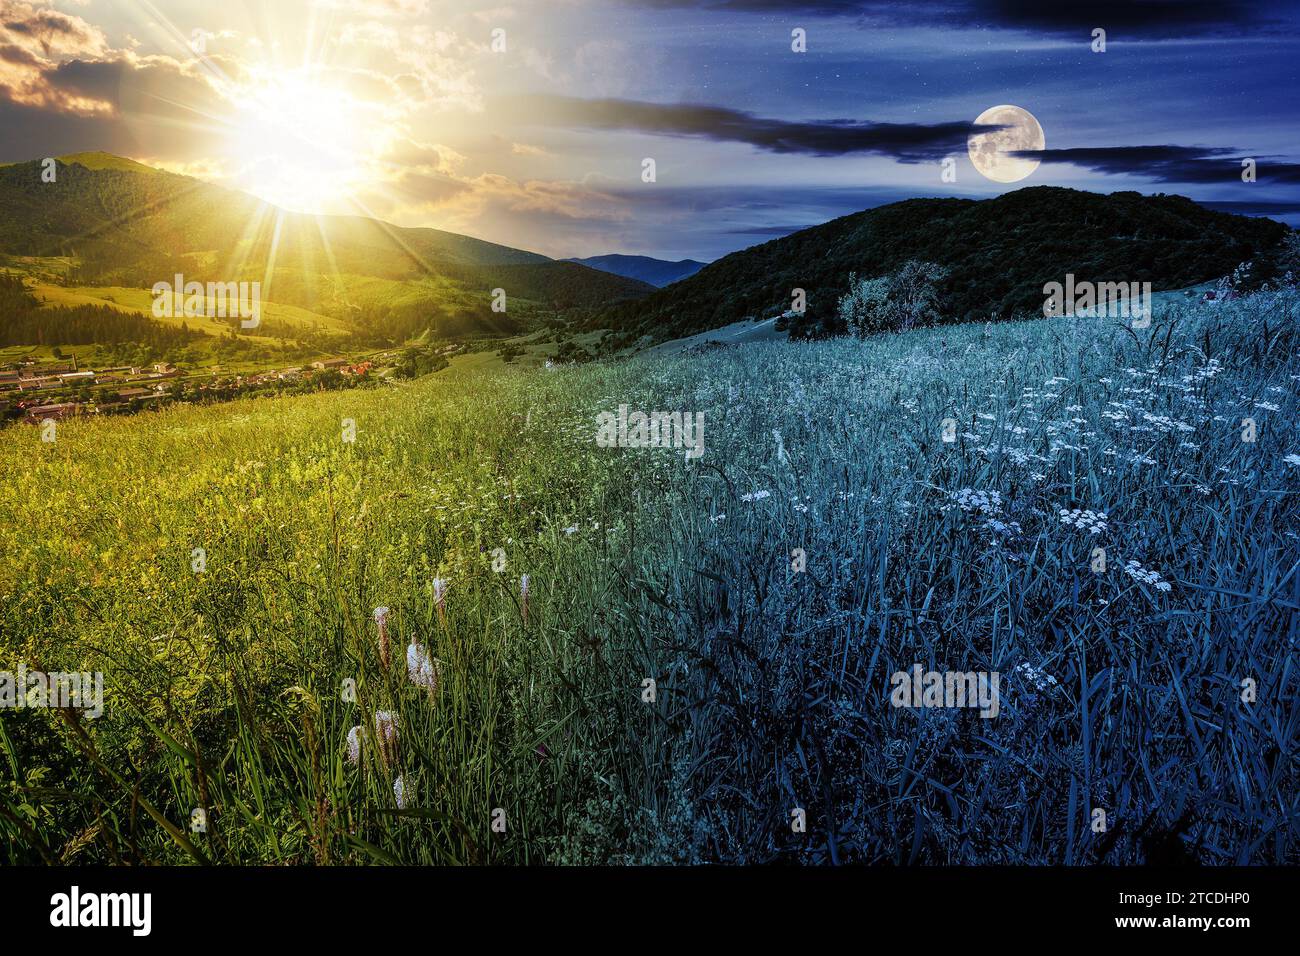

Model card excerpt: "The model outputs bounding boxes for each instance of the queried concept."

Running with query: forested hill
[0,153,652,341]
[591,187,1291,343]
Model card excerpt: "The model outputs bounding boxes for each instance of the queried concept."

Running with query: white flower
[1124,560,1172,592]
[740,490,771,503]
[394,775,408,809]
[346,726,362,764]
[1058,508,1108,534]
[373,606,389,625]
[374,710,398,747]
[1013,662,1059,694]
[564,525,578,535]
[983,517,1022,537]
[944,488,1003,516]
[431,578,447,607]
[1284,453,1300,467]
[407,641,439,693]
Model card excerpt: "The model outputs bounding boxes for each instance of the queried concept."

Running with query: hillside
[593,187,1292,343]
[0,153,652,344]
[564,254,706,287]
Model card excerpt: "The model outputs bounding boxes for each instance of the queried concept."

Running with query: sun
[224,70,373,214]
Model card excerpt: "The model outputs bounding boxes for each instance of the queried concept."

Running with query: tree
[836,272,891,337]
[838,260,950,337]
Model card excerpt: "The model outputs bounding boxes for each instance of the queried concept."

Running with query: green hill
[593,187,1291,343]
[52,151,163,175]
[0,154,652,344]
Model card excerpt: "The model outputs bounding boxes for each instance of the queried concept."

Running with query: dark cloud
[629,0,1290,37]
[501,94,994,162]
[1012,146,1300,185]
[963,1,1265,36]
[0,96,138,162]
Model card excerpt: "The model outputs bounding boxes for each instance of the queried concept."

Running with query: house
[116,388,152,400]
[18,376,59,391]
[154,362,177,374]
[312,358,349,370]
[24,402,81,424]
[59,371,97,384]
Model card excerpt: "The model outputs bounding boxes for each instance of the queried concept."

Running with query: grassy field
[1,288,1297,864]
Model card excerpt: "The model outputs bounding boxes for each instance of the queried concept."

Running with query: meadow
[1,287,1297,864]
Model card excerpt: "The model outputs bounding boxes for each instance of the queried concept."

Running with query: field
[1,289,1297,864]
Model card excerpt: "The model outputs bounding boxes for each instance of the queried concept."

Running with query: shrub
[838,260,949,337]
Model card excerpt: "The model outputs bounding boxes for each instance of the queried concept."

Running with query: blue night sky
[1,0,1296,259]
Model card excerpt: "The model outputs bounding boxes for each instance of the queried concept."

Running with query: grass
[31,282,352,339]
[1,288,1297,864]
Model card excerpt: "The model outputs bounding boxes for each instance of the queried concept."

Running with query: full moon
[967,105,1045,183]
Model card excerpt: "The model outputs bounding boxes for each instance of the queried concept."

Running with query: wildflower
[520,574,530,624]
[983,517,1022,537]
[374,710,399,764]
[944,488,1003,516]
[1058,508,1108,534]
[432,577,447,626]
[394,774,407,809]
[1284,453,1300,467]
[346,726,362,765]
[1124,560,1172,592]
[1013,662,1059,696]
[407,639,439,696]
[374,606,391,671]
[740,490,771,503]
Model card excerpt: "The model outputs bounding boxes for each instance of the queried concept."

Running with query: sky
[0,0,1297,261]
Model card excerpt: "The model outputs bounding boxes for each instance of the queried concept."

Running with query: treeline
[0,274,200,348]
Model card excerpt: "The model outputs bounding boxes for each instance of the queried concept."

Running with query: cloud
[0,0,108,58]
[628,0,1292,37]
[1012,145,1300,185]
[497,94,994,162]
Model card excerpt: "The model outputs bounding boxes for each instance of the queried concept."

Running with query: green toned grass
[1,289,1297,864]
[32,283,351,339]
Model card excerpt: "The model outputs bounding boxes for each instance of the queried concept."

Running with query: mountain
[0,153,653,343]
[564,254,707,287]
[592,187,1292,345]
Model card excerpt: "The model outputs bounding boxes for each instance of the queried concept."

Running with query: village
[0,354,379,426]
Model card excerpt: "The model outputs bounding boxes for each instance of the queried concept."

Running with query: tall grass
[1,289,1297,864]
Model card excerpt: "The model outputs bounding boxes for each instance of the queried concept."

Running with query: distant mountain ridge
[564,254,707,287]
[592,187,1291,345]
[0,152,652,343]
